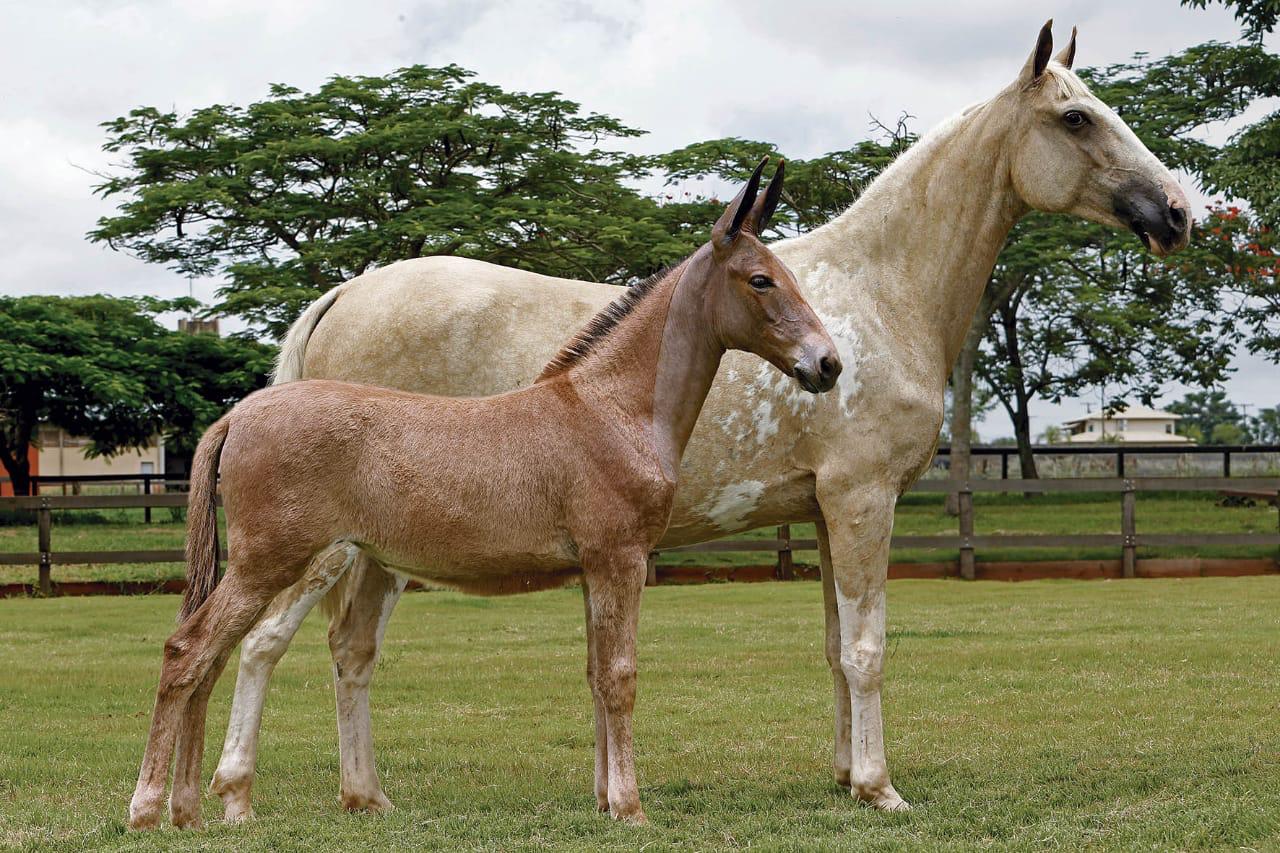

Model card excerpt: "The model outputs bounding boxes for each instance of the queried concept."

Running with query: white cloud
[1,0,1273,427]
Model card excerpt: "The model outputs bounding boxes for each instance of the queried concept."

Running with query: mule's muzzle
[794,351,842,394]
[1113,181,1190,256]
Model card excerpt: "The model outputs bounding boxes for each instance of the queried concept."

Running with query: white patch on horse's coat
[699,481,766,530]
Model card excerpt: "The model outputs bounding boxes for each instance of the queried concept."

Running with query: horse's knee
[840,641,884,695]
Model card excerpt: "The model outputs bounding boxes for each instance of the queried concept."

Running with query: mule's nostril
[819,355,841,382]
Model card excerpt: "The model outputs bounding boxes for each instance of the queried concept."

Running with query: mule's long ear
[1021,19,1054,84]
[1054,26,1077,70]
[711,157,767,250]
[745,159,785,235]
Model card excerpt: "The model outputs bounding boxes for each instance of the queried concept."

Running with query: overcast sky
[2,0,1275,437]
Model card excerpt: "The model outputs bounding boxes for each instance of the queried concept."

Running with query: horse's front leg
[815,479,911,811]
[815,517,853,789]
[326,558,407,813]
[581,549,648,824]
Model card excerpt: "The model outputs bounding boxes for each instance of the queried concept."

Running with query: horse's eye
[749,275,775,291]
[1063,110,1088,128]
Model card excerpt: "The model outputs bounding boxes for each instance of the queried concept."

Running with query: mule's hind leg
[211,546,356,822]
[327,559,407,813]
[169,647,233,829]
[129,570,295,830]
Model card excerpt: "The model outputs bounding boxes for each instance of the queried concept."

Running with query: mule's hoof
[341,791,395,814]
[609,804,647,825]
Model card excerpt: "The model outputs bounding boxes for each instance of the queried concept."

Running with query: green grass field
[2,491,1275,585]
[2,578,1278,851]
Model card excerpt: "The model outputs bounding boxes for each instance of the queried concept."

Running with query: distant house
[34,426,166,478]
[1063,405,1193,444]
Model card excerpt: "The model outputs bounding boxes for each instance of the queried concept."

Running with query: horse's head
[1002,20,1191,255]
[705,159,841,393]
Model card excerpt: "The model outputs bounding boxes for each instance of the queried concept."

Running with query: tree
[1182,0,1280,41]
[1167,389,1254,443]
[1251,405,1280,443]
[0,295,273,495]
[91,65,707,338]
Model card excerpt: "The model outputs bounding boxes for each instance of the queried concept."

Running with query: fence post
[1224,451,1232,478]
[958,484,975,580]
[1121,480,1136,579]
[645,552,658,587]
[1117,450,1125,478]
[776,524,794,580]
[143,475,152,524]
[37,497,52,596]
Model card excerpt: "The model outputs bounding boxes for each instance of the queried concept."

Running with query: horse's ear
[746,160,785,235]
[1020,19,1054,84]
[711,157,767,249]
[1054,26,1077,70]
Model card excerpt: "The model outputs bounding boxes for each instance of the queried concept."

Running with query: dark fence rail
[4,476,1278,595]
[929,443,1280,479]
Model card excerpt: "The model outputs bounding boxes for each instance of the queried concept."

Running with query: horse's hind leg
[211,546,356,822]
[129,569,295,831]
[327,558,407,812]
[582,577,609,812]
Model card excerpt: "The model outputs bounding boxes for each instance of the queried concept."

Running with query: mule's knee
[595,659,637,713]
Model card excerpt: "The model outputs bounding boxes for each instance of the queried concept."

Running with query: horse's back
[305,256,615,396]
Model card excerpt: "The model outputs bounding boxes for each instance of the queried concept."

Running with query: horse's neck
[566,255,723,481]
[782,101,1025,382]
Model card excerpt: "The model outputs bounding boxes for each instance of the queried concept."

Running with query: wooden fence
[3,476,1278,595]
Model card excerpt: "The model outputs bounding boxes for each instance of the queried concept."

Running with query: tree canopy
[91,65,706,337]
[0,295,273,494]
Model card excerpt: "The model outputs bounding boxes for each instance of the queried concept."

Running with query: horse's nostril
[819,355,840,381]
[1168,203,1187,231]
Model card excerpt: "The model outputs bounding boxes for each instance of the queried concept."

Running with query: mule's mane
[538,259,686,379]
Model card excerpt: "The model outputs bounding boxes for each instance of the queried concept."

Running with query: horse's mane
[538,259,687,379]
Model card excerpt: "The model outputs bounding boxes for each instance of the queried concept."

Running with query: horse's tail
[179,415,231,623]
[272,285,345,384]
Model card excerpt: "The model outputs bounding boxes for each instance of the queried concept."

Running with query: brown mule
[128,160,840,830]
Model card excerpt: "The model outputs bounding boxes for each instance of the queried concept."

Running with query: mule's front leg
[581,578,610,812]
[327,561,406,813]
[582,551,648,824]
[816,482,910,811]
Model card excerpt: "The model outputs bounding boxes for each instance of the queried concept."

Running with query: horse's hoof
[127,799,164,831]
[855,783,911,812]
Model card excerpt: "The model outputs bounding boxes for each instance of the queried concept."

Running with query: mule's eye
[749,275,774,291]
[1063,110,1088,128]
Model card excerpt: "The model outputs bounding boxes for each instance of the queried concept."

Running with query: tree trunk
[0,446,32,496]
[999,305,1040,482]
[945,323,982,516]
[0,414,36,497]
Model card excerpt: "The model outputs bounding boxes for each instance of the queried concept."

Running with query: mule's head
[705,159,841,393]
[1003,20,1191,255]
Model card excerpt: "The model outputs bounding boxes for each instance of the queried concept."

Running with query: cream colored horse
[211,22,1191,818]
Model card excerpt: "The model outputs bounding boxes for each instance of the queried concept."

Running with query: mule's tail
[273,284,345,384]
[179,415,232,623]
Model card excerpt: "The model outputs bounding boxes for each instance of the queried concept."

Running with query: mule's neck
[782,94,1026,378]
[554,248,726,482]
